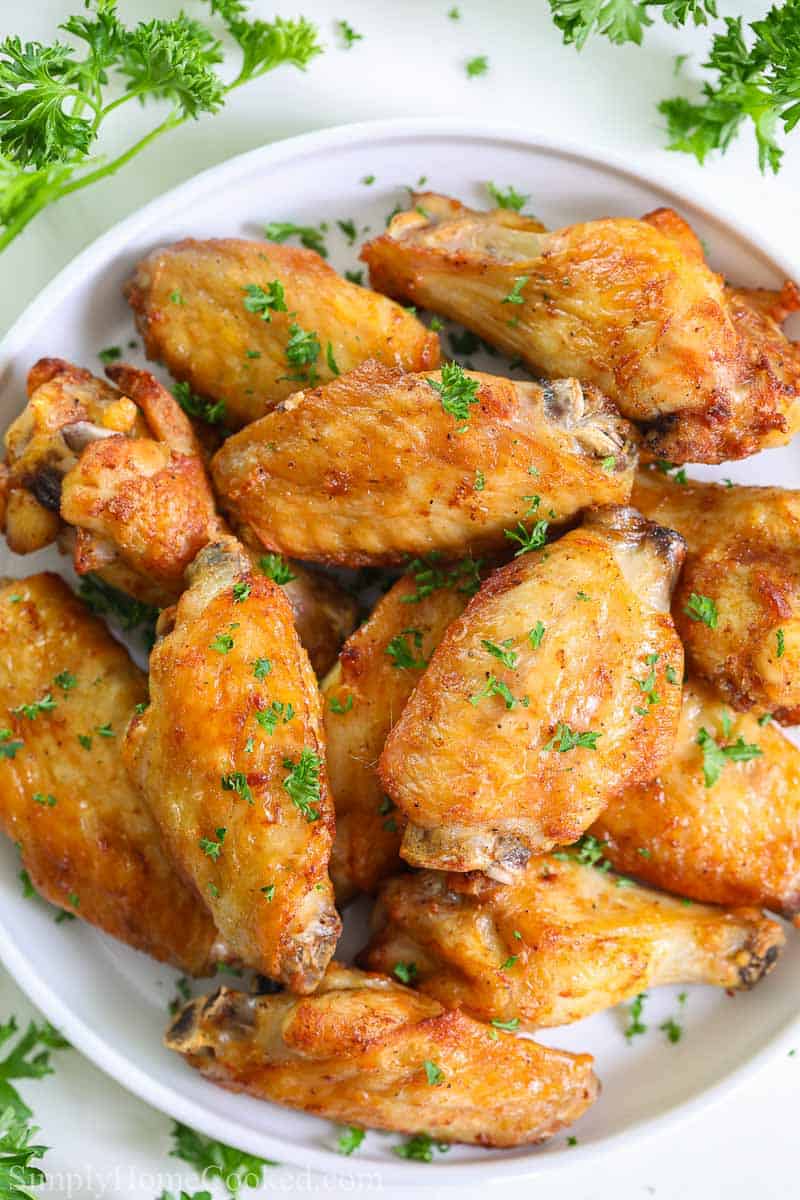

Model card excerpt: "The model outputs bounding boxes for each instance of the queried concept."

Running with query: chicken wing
[379,506,685,879]
[123,535,340,992]
[0,573,221,973]
[2,360,222,606]
[126,238,440,428]
[632,468,800,723]
[361,195,800,464]
[165,963,598,1147]
[323,563,481,902]
[211,361,638,567]
[362,858,784,1028]
[593,677,800,920]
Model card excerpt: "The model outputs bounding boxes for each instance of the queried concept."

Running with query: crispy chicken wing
[379,506,685,879]
[0,573,221,973]
[362,859,784,1028]
[165,963,598,1147]
[123,536,340,992]
[211,361,637,567]
[323,566,481,902]
[632,468,800,723]
[361,195,800,463]
[593,677,800,920]
[126,238,440,428]
[2,360,221,606]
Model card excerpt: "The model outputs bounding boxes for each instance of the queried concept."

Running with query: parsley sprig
[170,1121,276,1197]
[0,2,322,252]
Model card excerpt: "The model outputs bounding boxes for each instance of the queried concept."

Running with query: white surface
[1,2,799,1197]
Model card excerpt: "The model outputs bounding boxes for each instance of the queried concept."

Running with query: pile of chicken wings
[1,191,799,1153]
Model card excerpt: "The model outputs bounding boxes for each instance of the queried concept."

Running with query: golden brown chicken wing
[123,535,340,992]
[593,677,800,920]
[126,238,440,428]
[165,963,598,1147]
[361,195,800,464]
[632,468,800,723]
[0,573,222,974]
[323,564,482,902]
[362,858,784,1028]
[379,506,685,879]
[211,361,637,567]
[2,360,221,606]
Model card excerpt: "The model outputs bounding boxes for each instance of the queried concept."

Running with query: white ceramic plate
[0,119,798,1184]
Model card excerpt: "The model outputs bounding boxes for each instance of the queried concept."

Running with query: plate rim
[0,116,798,1184]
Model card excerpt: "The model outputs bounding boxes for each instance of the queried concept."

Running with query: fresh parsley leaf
[528,621,545,649]
[328,693,353,714]
[242,280,287,321]
[660,1016,683,1043]
[253,657,272,679]
[325,342,340,375]
[490,1017,520,1031]
[255,701,294,735]
[232,582,251,604]
[684,592,718,628]
[282,749,322,821]
[625,991,648,1040]
[221,772,253,804]
[264,220,327,257]
[385,628,427,670]
[502,275,529,305]
[172,380,226,426]
[336,1126,365,1155]
[469,675,528,711]
[486,182,529,211]
[97,345,121,364]
[258,553,296,585]
[402,553,482,602]
[209,633,234,654]
[393,1133,449,1162]
[78,575,158,643]
[260,883,275,901]
[10,695,55,721]
[466,55,489,77]
[696,724,762,787]
[777,628,786,658]
[0,731,22,759]
[544,724,601,752]
[481,638,519,669]
[199,828,226,860]
[426,361,480,429]
[504,518,549,556]
[170,1122,277,1195]
[0,1017,69,1120]
[392,961,418,984]
[423,1060,444,1085]
[52,671,77,692]
[337,20,363,49]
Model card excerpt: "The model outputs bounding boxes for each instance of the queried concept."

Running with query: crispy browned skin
[379,507,685,880]
[593,677,800,920]
[0,573,221,973]
[361,195,800,464]
[362,859,784,1028]
[632,468,800,723]
[323,569,480,902]
[126,238,440,428]
[211,361,638,567]
[124,536,340,992]
[2,360,221,606]
[165,963,598,1147]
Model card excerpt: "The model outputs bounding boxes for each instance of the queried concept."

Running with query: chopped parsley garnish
[10,695,55,721]
[661,1017,683,1043]
[501,955,518,970]
[253,658,272,680]
[77,734,92,750]
[528,621,545,649]
[474,468,486,491]
[361,174,375,185]
[392,961,418,985]
[336,1126,365,1156]
[32,793,56,807]
[449,328,481,356]
[385,628,427,670]
[466,55,489,77]
[209,633,234,654]
[625,992,648,1041]
[261,884,276,902]
[504,518,549,556]
[393,1133,449,1162]
[337,19,363,48]
[344,268,364,285]
[95,723,114,738]
[601,455,616,471]
[255,701,294,735]
[490,1017,520,1031]
[264,221,328,257]
[665,664,680,685]
[469,675,528,711]
[170,290,184,304]
[336,218,357,244]
[285,322,320,377]
[172,380,227,426]
[486,182,529,211]
[328,694,353,715]
[684,592,718,628]
[423,1060,444,1085]
[426,361,480,429]
[53,671,77,692]
[19,869,35,899]
[448,5,461,17]
[199,829,226,860]
[0,730,23,759]
[553,832,612,871]
[243,281,287,322]
[777,628,786,658]
[232,582,251,604]
[282,749,322,821]
[258,553,296,585]
[481,638,519,669]
[633,652,660,711]
[544,724,601,752]
[696,724,762,787]
[402,553,482,602]
[97,345,121,364]
[221,772,253,804]
[502,275,529,305]
[78,575,159,642]
[325,342,340,375]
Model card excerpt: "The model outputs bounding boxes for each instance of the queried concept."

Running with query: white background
[1,0,799,1195]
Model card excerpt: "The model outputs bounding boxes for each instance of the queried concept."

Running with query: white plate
[0,119,798,1184]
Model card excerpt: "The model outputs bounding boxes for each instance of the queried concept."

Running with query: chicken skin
[1,359,222,606]
[126,238,440,428]
[379,506,685,880]
[211,361,638,567]
[361,195,800,464]
[362,859,784,1028]
[123,536,340,992]
[0,573,222,973]
[593,677,800,920]
[323,564,481,902]
[165,963,598,1147]
[632,468,800,723]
